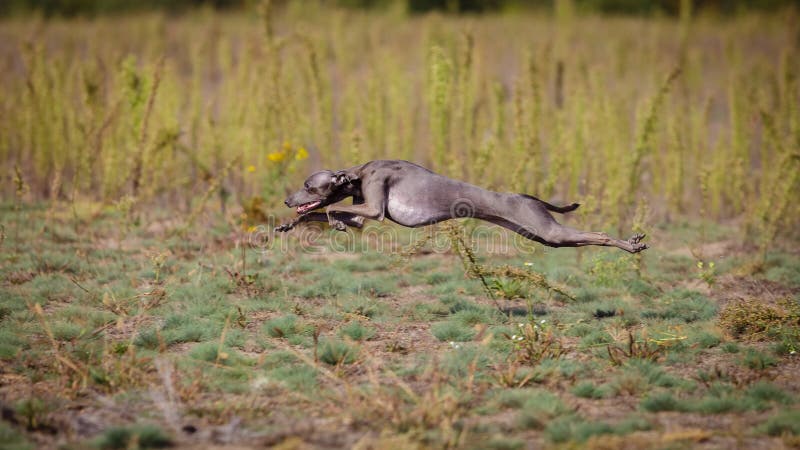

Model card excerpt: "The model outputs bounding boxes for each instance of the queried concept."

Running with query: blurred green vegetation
[1,0,796,16]
[2,3,797,248]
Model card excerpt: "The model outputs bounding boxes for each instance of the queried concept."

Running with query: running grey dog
[276,160,647,253]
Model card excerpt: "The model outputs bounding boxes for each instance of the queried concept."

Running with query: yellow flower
[246,165,256,173]
[282,141,292,150]
[267,151,286,163]
[296,147,308,161]
[247,225,257,232]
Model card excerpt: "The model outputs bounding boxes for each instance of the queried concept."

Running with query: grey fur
[276,160,647,253]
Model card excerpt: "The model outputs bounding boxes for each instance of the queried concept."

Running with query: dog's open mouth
[296,201,322,214]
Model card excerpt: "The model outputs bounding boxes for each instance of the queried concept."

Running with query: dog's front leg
[276,212,366,232]
[325,182,385,230]
[274,216,297,232]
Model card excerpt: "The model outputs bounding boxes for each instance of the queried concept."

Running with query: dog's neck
[343,179,361,194]
[327,179,362,204]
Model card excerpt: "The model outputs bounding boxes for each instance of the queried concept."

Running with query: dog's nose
[284,199,290,207]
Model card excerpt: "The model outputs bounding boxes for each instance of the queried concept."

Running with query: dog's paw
[274,223,295,233]
[627,233,648,253]
[331,220,347,232]
[628,233,646,245]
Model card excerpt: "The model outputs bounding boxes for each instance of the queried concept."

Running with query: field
[1,2,800,449]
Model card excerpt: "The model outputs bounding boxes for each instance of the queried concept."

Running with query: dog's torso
[349,160,516,227]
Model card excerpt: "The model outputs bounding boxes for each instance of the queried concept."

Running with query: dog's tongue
[296,201,321,214]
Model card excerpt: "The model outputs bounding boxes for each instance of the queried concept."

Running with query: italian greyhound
[276,160,647,253]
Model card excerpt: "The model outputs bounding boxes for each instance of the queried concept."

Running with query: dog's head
[284,170,359,214]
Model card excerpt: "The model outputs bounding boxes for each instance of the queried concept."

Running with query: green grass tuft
[189,342,243,366]
[745,381,789,404]
[741,348,778,370]
[0,329,25,360]
[758,410,800,436]
[692,330,722,348]
[640,391,683,412]
[350,275,398,297]
[266,365,318,392]
[494,389,537,409]
[579,329,613,348]
[721,342,740,353]
[51,321,84,341]
[544,416,614,443]
[516,390,572,430]
[571,381,608,399]
[93,424,172,449]
[431,320,476,342]
[0,421,34,450]
[641,289,717,323]
[484,437,524,450]
[438,294,481,313]
[340,297,385,319]
[689,396,742,414]
[318,339,359,365]
[263,314,307,338]
[451,308,495,326]
[134,328,161,350]
[338,321,376,341]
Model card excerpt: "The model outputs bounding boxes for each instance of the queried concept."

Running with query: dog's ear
[332,170,358,187]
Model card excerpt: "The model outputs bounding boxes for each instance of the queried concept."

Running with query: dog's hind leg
[481,197,648,253]
[538,225,648,253]
[517,196,648,253]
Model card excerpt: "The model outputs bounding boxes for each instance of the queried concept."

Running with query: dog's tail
[520,194,580,214]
